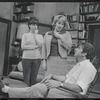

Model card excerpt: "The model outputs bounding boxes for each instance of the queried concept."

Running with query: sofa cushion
[17,62,23,72]
[8,71,23,81]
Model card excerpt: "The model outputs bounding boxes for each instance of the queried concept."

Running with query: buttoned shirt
[65,59,97,95]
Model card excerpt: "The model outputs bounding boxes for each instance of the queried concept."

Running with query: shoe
[0,80,4,92]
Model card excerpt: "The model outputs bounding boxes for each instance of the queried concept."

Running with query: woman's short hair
[52,14,70,30]
[80,42,95,61]
[28,17,39,29]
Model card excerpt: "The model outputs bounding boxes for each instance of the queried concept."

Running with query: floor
[3,77,28,88]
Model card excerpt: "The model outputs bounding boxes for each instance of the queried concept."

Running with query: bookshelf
[13,2,34,22]
[67,13,86,48]
[79,2,100,44]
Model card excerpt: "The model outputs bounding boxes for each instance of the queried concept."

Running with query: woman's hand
[42,60,47,71]
[44,80,61,89]
[53,30,61,39]
[34,29,38,36]
[41,74,52,83]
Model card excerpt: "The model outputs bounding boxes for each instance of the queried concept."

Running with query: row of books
[80,3,100,13]
[80,14,100,22]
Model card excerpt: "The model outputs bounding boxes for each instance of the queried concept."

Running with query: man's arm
[51,74,66,82]
[41,74,66,83]
[62,82,82,93]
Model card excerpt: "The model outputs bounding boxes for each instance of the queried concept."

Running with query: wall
[0,2,13,20]
[56,2,79,15]
[0,2,17,57]
[34,2,56,25]
[33,2,79,24]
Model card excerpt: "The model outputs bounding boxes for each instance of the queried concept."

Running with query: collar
[79,59,90,66]
[48,29,66,35]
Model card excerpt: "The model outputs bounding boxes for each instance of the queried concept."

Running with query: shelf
[14,2,34,7]
[13,19,29,23]
[80,2,99,7]
[72,37,78,39]
[78,38,87,40]
[72,38,87,40]
[79,21,100,23]
[80,11,100,15]
[67,29,83,31]
[15,39,21,42]
[11,44,20,47]
[14,11,33,15]
[69,21,79,23]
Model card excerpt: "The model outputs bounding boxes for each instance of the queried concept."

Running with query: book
[93,4,99,12]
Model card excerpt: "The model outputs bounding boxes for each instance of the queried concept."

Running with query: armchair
[57,56,100,98]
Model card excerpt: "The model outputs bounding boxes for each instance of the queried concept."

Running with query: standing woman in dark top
[42,14,72,76]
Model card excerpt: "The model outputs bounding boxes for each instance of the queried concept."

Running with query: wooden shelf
[69,21,79,23]
[13,2,34,23]
[14,11,33,15]
[14,2,34,7]
[15,39,21,42]
[79,21,100,23]
[11,44,20,47]
[67,29,83,31]
[13,19,29,23]
[78,38,87,40]
[80,11,100,15]
[72,37,78,39]
[80,2,99,7]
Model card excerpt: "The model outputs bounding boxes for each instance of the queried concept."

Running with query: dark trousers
[22,59,41,86]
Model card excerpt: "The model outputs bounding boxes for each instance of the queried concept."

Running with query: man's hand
[41,74,52,83]
[44,80,61,89]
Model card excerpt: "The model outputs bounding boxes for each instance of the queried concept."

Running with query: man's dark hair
[28,17,39,29]
[79,42,95,61]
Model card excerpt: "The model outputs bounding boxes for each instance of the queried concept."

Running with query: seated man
[0,42,97,98]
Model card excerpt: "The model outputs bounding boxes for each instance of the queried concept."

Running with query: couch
[8,56,76,83]
[8,61,45,83]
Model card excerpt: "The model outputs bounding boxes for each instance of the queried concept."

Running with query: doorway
[88,25,100,84]
[0,18,11,76]
[88,25,100,60]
